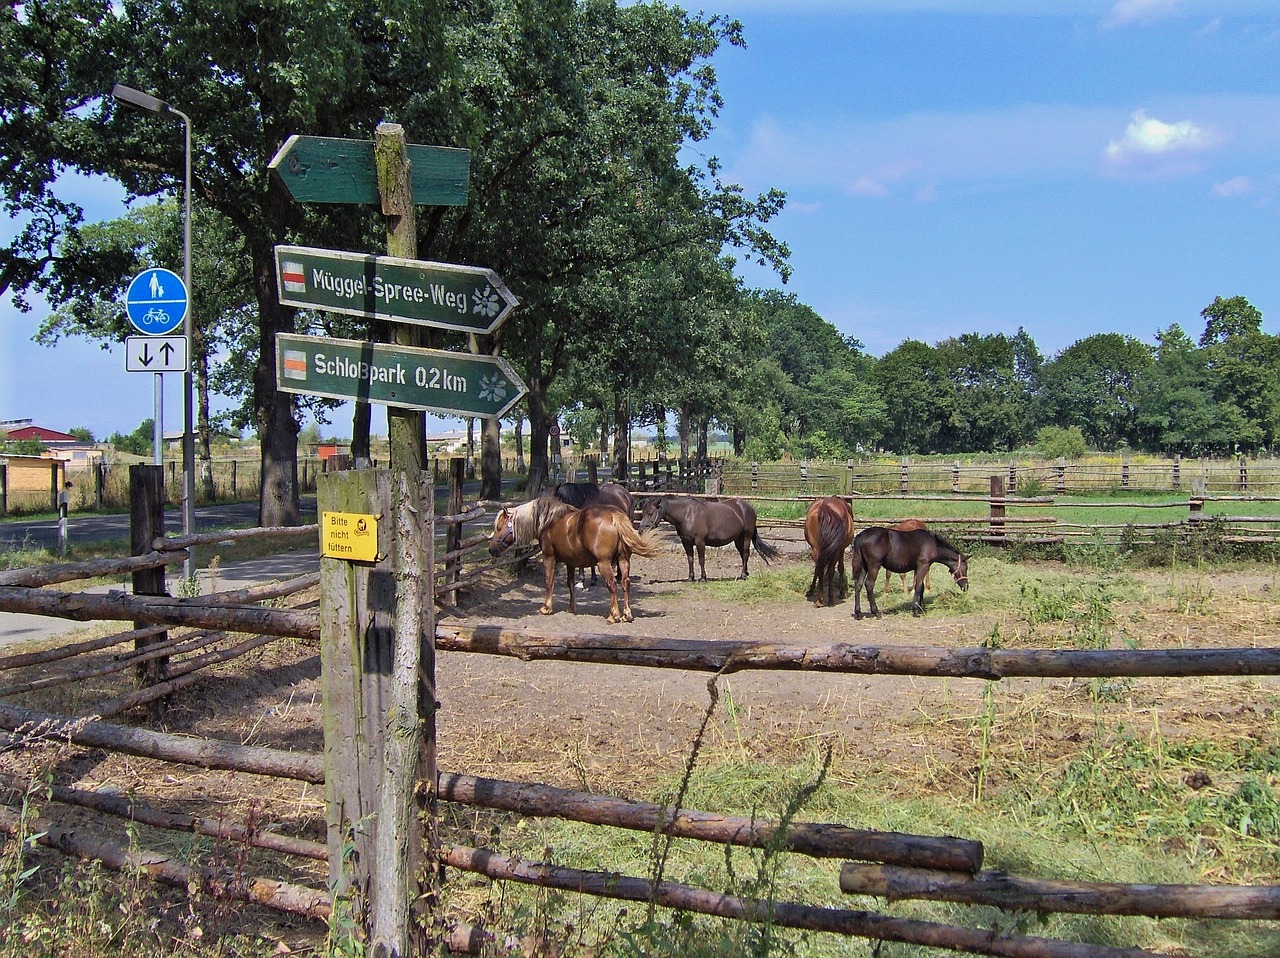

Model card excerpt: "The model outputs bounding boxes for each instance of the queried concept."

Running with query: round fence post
[1056,457,1066,495]
[751,462,759,494]
[989,474,1006,542]
[1007,460,1017,495]
[1172,454,1181,491]
[1122,457,1130,489]
[1239,455,1248,492]
[900,457,909,496]
[951,461,960,494]
[129,464,170,706]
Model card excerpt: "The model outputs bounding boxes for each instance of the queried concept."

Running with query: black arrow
[138,343,154,367]
[159,342,175,363]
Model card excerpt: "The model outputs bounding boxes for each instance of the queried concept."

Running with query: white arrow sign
[125,335,188,373]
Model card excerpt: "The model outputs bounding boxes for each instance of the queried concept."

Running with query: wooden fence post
[443,458,465,605]
[129,464,169,696]
[95,461,106,510]
[1239,456,1248,492]
[989,475,1006,543]
[50,460,61,513]
[0,462,7,517]
[1007,460,1017,495]
[318,467,436,953]
[900,457,909,495]
[1056,457,1066,495]
[751,462,759,494]
[231,460,238,499]
[1172,454,1181,491]
[846,459,855,496]
[1121,458,1130,489]
[951,461,960,494]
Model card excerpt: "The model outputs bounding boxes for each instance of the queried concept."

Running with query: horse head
[951,552,969,591]
[488,507,516,556]
[637,496,667,533]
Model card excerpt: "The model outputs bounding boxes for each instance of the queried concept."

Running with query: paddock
[1,465,1278,956]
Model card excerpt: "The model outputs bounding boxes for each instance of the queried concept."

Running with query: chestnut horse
[488,496,658,623]
[638,496,780,581]
[883,519,930,595]
[803,496,855,607]
[850,526,968,619]
[553,481,634,585]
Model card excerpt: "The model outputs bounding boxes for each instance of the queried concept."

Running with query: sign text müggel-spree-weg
[273,244,518,335]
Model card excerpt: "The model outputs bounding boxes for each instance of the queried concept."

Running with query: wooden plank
[269,134,470,206]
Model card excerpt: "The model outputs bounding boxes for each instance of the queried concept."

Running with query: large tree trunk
[252,254,301,527]
[697,416,709,460]
[480,417,502,500]
[350,402,372,465]
[611,391,629,482]
[678,405,692,460]
[193,321,215,502]
[514,414,525,473]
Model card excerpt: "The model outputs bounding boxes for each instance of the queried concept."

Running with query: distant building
[1,421,104,467]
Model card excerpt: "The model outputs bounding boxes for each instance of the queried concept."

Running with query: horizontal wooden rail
[0,550,187,587]
[839,862,1280,920]
[153,524,318,551]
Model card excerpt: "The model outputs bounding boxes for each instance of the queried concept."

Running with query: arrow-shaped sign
[268,134,471,206]
[276,333,527,419]
[274,245,518,335]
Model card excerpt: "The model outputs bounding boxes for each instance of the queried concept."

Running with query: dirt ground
[5,528,1279,951]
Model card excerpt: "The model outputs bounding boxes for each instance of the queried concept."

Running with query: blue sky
[3,0,1279,439]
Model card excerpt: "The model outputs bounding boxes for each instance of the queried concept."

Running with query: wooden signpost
[268,123,508,955]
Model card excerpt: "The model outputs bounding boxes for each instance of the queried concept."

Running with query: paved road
[0,500,317,552]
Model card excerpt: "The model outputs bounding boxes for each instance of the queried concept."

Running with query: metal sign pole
[153,372,163,466]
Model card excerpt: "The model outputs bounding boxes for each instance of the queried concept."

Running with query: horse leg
[837,554,848,601]
[911,562,928,615]
[617,555,634,622]
[696,540,708,581]
[598,558,621,623]
[865,563,882,619]
[566,564,578,613]
[682,539,696,582]
[737,535,750,579]
[540,557,557,615]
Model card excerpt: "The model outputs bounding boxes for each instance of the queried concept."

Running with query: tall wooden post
[129,465,169,692]
[443,459,465,606]
[319,469,436,955]
[989,475,1006,543]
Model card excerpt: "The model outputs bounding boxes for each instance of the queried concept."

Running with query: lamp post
[112,83,196,582]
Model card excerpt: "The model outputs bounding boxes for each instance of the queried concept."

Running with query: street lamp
[112,83,196,582]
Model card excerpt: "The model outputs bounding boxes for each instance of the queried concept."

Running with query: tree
[1039,333,1152,450]
[68,426,94,442]
[933,331,1038,453]
[108,418,154,457]
[871,340,954,454]
[1199,295,1262,346]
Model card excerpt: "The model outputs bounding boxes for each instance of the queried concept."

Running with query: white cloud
[1212,175,1253,196]
[1101,0,1180,30]
[720,97,1280,199]
[1103,110,1219,166]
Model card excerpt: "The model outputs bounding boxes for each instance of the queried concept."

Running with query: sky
[3,0,1279,440]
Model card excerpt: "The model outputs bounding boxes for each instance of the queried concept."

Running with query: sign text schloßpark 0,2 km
[274,245,517,335]
[275,333,526,420]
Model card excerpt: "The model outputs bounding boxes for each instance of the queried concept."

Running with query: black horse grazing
[639,496,780,581]
[850,526,968,619]
[553,481,634,518]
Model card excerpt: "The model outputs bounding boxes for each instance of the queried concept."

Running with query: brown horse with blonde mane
[488,496,658,623]
[803,496,855,607]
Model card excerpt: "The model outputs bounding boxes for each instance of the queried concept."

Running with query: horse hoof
[539,606,553,616]
[606,614,621,624]
[623,610,634,623]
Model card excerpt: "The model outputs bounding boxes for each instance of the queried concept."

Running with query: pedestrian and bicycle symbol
[125,267,188,335]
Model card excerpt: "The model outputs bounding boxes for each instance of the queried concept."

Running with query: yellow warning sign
[321,510,379,562]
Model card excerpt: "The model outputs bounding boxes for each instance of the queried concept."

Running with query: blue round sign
[126,267,188,335]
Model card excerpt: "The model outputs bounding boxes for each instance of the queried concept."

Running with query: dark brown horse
[883,519,930,594]
[850,526,968,619]
[488,497,658,623]
[803,496,855,607]
[638,496,780,581]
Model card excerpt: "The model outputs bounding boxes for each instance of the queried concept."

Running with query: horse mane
[510,496,577,546]
[931,532,963,557]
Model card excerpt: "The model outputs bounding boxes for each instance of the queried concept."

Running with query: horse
[803,496,855,607]
[850,526,968,619]
[883,519,931,595]
[554,482,634,586]
[638,496,780,581]
[553,481,634,518]
[487,496,659,623]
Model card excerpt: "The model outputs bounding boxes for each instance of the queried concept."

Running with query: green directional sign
[276,333,527,419]
[275,245,518,335]
[268,134,471,206]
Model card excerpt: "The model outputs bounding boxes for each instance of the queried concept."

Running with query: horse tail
[616,516,662,557]
[752,529,781,564]
[814,511,847,572]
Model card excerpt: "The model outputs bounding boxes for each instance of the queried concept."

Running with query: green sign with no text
[275,245,518,335]
[276,333,527,419]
